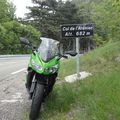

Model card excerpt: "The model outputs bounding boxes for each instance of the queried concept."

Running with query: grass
[59,41,120,79]
[24,41,120,120]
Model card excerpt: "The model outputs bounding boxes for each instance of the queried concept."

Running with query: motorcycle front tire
[29,83,44,120]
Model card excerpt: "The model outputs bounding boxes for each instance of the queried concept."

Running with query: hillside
[24,41,120,120]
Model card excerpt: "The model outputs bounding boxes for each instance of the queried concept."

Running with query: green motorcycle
[20,37,77,120]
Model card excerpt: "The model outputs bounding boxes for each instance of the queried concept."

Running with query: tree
[26,0,80,40]
[0,21,40,54]
[91,0,120,41]
[73,0,120,46]
[0,0,40,54]
[24,0,81,51]
[8,1,16,20]
[0,0,16,22]
[26,0,57,38]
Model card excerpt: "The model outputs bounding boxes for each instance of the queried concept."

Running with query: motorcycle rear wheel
[29,83,44,120]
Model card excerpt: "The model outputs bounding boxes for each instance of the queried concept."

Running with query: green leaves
[73,0,120,46]
[0,21,40,54]
[0,0,16,22]
[0,0,40,54]
[26,0,80,40]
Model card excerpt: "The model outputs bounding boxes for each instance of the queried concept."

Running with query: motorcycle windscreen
[38,37,59,62]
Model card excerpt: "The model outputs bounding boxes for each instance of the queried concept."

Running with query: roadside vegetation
[40,40,120,120]
[0,0,40,54]
[23,40,120,120]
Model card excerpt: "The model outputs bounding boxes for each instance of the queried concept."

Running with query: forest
[0,0,119,54]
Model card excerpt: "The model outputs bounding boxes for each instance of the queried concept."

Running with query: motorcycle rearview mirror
[64,51,77,57]
[62,55,68,59]
[20,37,31,46]
[56,53,68,60]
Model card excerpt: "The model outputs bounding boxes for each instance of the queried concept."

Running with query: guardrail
[0,54,30,58]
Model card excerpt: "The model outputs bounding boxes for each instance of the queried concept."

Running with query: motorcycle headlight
[31,60,43,71]
[45,65,58,73]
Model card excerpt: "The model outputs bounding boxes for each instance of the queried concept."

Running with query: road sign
[61,24,94,38]
[61,23,94,80]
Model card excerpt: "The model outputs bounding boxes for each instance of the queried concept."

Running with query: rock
[65,71,92,83]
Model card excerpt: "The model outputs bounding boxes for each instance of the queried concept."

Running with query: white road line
[11,68,26,75]
[0,62,17,66]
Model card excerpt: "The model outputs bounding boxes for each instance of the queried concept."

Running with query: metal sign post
[76,37,80,79]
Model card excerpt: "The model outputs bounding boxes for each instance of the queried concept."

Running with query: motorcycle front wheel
[29,83,44,120]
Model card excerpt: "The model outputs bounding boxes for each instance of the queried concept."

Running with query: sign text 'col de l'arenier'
[61,23,94,38]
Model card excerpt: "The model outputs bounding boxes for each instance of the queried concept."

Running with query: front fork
[29,74,47,100]
[30,75,37,95]
[27,72,57,99]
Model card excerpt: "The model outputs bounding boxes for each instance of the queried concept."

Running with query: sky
[10,0,68,18]
[10,0,33,18]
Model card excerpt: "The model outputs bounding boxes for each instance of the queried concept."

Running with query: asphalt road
[0,57,29,80]
[0,56,31,120]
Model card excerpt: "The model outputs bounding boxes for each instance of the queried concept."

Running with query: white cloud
[10,0,33,18]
